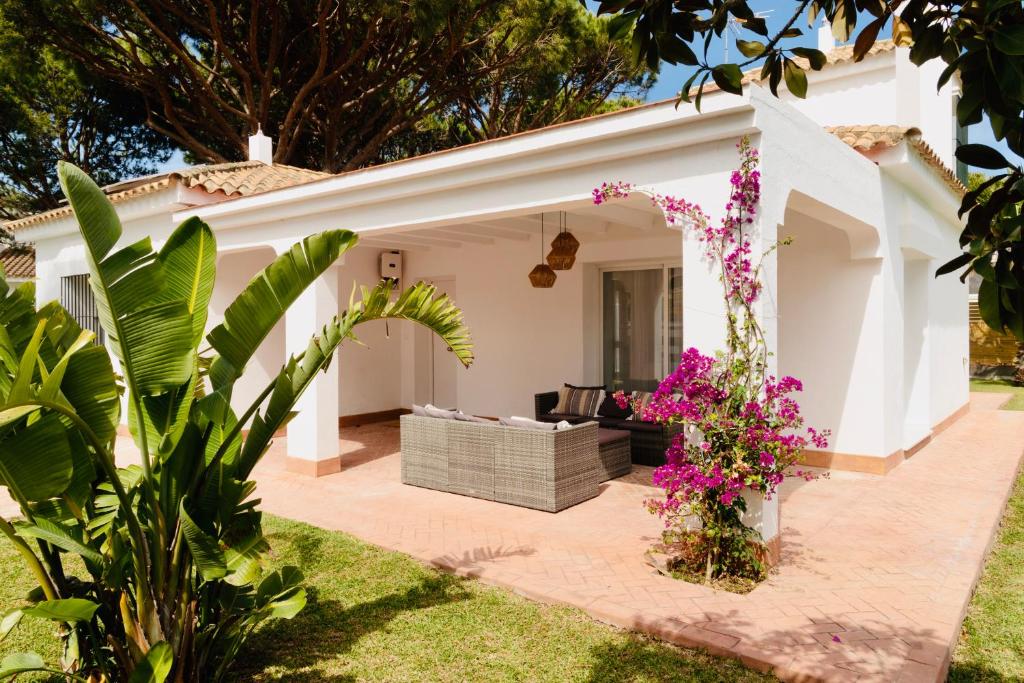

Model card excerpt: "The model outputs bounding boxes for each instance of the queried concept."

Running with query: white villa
[7,32,968,478]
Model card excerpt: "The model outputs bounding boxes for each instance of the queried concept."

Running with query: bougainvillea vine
[594,137,828,582]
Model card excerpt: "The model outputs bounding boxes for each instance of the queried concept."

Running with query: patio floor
[2,392,1021,681]
[248,392,1024,683]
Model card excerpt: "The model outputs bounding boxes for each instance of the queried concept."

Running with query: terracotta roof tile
[826,124,966,194]
[0,245,34,279]
[5,161,329,231]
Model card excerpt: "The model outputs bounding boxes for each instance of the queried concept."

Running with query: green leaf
[994,25,1024,55]
[978,277,1004,331]
[157,217,217,347]
[0,412,73,501]
[853,16,884,62]
[257,566,307,619]
[791,47,826,70]
[207,230,358,390]
[128,642,173,683]
[935,252,973,277]
[735,40,765,58]
[783,58,808,98]
[180,499,226,581]
[22,598,99,622]
[15,518,104,566]
[956,144,1011,170]
[0,609,22,641]
[234,280,472,480]
[224,534,270,587]
[119,302,194,395]
[711,64,743,95]
[59,345,120,444]
[56,162,119,260]
[0,652,46,678]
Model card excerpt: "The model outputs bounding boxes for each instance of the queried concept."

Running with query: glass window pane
[603,269,663,392]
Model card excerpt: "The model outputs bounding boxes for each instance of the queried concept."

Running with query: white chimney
[248,128,273,164]
[817,20,836,53]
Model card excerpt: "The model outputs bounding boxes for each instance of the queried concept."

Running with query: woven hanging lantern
[546,211,579,270]
[529,214,557,288]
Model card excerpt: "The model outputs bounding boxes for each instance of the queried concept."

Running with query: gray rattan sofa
[400,415,605,512]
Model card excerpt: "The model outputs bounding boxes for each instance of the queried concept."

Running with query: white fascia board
[874,145,964,229]
[17,185,193,243]
[177,94,758,231]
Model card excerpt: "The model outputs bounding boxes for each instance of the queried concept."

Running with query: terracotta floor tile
[36,392,1018,682]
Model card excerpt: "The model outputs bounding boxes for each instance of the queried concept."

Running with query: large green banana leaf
[206,230,358,390]
[57,162,194,398]
[234,280,472,479]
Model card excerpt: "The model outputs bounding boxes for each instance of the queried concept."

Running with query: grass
[0,515,770,682]
[969,377,1024,410]
[948,380,1024,681]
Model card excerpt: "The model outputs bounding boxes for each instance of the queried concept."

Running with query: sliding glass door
[602,265,682,392]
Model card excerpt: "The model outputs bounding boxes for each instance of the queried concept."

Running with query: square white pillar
[284,270,341,476]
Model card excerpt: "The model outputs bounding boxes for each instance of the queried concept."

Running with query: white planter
[740,489,781,566]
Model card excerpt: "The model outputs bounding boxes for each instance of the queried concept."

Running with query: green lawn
[949,381,1024,681]
[969,377,1024,410]
[0,516,769,682]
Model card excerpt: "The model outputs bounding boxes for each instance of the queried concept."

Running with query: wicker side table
[597,428,632,481]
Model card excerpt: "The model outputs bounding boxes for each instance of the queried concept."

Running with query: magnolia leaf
[790,47,826,70]
[783,58,808,98]
[22,598,99,622]
[711,63,743,95]
[735,39,765,58]
[956,143,1011,170]
[994,25,1024,55]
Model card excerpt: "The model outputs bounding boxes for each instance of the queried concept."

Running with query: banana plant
[0,162,473,682]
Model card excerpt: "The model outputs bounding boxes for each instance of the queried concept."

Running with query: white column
[284,268,341,476]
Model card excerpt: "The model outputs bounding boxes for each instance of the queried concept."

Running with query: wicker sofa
[400,415,606,512]
[534,390,684,466]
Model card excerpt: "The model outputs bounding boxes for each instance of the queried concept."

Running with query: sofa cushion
[619,419,663,434]
[597,428,630,446]
[596,393,632,420]
[597,416,630,429]
[552,386,604,417]
[565,382,606,390]
[538,412,589,425]
[412,404,428,416]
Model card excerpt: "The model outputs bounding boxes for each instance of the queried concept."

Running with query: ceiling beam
[360,232,462,249]
[359,239,430,252]
[574,204,660,230]
[513,213,610,234]
[459,223,531,241]
[415,228,495,245]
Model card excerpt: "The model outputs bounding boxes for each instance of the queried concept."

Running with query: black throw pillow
[597,393,632,420]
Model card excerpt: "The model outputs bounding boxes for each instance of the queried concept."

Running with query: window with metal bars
[60,274,105,345]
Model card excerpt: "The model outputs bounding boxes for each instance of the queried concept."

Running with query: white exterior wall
[16,68,969,471]
[334,247,404,416]
[397,231,685,418]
